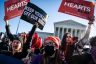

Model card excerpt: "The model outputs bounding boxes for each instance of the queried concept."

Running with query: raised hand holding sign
[20,2,48,30]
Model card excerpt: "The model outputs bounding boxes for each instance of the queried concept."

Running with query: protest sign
[58,0,95,20]
[21,2,48,30]
[4,0,30,20]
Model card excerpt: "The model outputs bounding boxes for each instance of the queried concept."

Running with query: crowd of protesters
[0,18,96,64]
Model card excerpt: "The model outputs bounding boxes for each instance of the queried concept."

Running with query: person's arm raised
[4,17,14,41]
[23,23,38,52]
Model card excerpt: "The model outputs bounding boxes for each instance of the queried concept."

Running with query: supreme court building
[54,20,87,40]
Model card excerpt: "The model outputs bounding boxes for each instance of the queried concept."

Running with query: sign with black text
[21,2,48,30]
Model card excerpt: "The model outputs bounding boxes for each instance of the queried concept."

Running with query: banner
[4,0,30,20]
[20,2,48,30]
[58,0,95,20]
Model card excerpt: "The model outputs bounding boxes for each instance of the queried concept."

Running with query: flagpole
[16,19,20,35]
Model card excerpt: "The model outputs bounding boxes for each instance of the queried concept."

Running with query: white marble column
[64,28,66,34]
[58,27,60,37]
[73,29,75,36]
[80,30,83,38]
[76,29,78,37]
[78,30,81,40]
[80,30,84,38]
[54,27,56,36]
[74,29,76,36]
[75,29,77,37]
[77,30,79,37]
[83,30,85,36]
[76,30,77,37]
[55,27,58,36]
[62,28,64,39]
[66,28,68,33]
[71,29,73,36]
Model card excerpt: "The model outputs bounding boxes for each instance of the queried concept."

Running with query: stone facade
[54,20,87,40]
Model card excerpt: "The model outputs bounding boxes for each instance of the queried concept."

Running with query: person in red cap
[29,37,43,64]
[31,33,42,55]
[40,36,61,64]
[23,32,43,64]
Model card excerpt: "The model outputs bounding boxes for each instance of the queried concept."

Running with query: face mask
[44,45,55,56]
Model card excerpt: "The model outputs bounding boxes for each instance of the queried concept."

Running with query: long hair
[61,33,69,50]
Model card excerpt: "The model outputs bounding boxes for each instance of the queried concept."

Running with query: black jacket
[1,25,34,59]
